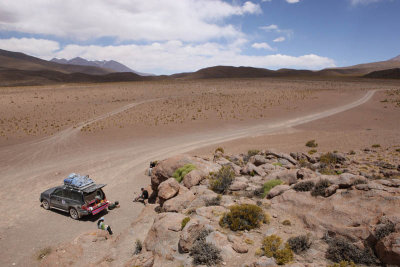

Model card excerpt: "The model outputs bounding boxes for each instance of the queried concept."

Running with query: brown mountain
[0,49,113,75]
[364,68,400,79]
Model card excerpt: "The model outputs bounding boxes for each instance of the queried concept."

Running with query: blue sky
[0,0,399,74]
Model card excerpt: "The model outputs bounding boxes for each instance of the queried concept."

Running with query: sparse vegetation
[209,165,235,194]
[261,235,294,265]
[372,144,381,148]
[375,221,395,240]
[308,149,317,155]
[134,239,142,255]
[215,147,224,154]
[311,179,331,197]
[293,181,315,192]
[181,217,191,230]
[247,149,260,157]
[287,235,312,253]
[37,247,52,261]
[220,204,266,231]
[328,261,356,267]
[325,237,376,265]
[282,220,291,226]
[306,140,318,148]
[173,164,196,183]
[262,179,283,197]
[205,195,222,206]
[190,229,222,266]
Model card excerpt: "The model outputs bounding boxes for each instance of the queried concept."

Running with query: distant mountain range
[50,57,152,76]
[0,48,399,86]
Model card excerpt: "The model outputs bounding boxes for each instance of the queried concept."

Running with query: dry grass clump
[262,179,283,197]
[287,235,312,253]
[325,237,376,265]
[311,179,331,197]
[220,204,267,231]
[305,140,318,147]
[36,247,52,261]
[261,235,294,265]
[209,165,235,194]
[173,164,196,183]
[293,181,315,192]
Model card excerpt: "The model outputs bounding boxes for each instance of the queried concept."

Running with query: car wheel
[69,208,79,220]
[41,199,50,210]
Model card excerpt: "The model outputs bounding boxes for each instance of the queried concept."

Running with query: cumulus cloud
[0,0,261,42]
[286,0,301,3]
[273,37,286,42]
[0,38,59,58]
[252,42,275,50]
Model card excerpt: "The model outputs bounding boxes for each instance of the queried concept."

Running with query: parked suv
[40,181,109,220]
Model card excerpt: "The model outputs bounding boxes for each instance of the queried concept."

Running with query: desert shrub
[181,217,191,230]
[248,149,260,157]
[293,181,315,192]
[37,247,52,260]
[287,235,311,253]
[134,239,142,255]
[190,229,222,266]
[353,178,367,185]
[372,144,381,148]
[220,204,266,231]
[308,149,317,155]
[298,158,309,168]
[190,240,222,266]
[320,152,338,166]
[328,261,356,267]
[306,140,318,148]
[396,148,400,153]
[173,164,196,183]
[209,165,235,194]
[349,150,356,155]
[282,220,291,226]
[262,179,283,197]
[320,168,338,175]
[311,179,331,197]
[261,235,294,265]
[325,237,376,265]
[274,243,294,265]
[205,195,221,206]
[375,221,395,240]
[262,235,282,257]
[215,147,224,154]
[272,162,283,167]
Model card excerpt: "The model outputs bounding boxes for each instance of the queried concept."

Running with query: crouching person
[97,217,113,235]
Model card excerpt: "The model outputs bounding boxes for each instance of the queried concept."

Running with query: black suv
[40,183,109,219]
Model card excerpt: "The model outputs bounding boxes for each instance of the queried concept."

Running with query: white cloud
[286,0,300,3]
[273,37,286,42]
[252,42,275,50]
[0,38,59,58]
[0,0,261,42]
[260,24,279,32]
[350,0,382,5]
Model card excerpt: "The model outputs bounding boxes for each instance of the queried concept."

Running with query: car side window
[71,191,83,202]
[63,189,72,199]
[53,188,63,196]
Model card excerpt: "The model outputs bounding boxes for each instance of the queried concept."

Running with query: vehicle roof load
[64,173,94,188]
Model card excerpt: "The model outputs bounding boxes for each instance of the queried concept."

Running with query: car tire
[69,208,79,220]
[42,199,50,210]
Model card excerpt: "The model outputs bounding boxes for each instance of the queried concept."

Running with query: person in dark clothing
[133,188,149,205]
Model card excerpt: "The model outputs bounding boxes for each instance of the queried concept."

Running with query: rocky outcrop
[158,178,180,200]
[376,233,400,265]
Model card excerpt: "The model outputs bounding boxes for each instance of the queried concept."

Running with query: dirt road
[0,90,375,266]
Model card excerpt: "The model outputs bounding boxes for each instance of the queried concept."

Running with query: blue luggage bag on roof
[64,173,94,188]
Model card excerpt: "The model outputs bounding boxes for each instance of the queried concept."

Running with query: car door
[50,188,64,209]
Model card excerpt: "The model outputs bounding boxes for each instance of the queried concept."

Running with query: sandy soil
[0,78,399,266]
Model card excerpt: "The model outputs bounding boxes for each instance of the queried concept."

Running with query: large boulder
[267,185,291,199]
[182,169,207,189]
[162,188,196,212]
[241,162,266,176]
[151,155,220,191]
[269,169,298,185]
[178,218,210,253]
[250,155,268,166]
[375,232,400,265]
[158,178,180,200]
[144,212,186,259]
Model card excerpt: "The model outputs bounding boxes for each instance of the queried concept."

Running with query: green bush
[311,179,331,197]
[261,235,294,265]
[262,179,283,197]
[209,165,235,194]
[173,164,196,183]
[181,217,191,230]
[308,149,317,155]
[287,235,311,253]
[220,204,266,231]
[325,237,376,265]
[306,140,318,148]
[293,181,315,192]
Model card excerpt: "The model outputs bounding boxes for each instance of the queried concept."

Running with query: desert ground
[0,78,399,266]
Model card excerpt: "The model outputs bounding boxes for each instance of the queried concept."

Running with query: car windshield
[84,189,104,204]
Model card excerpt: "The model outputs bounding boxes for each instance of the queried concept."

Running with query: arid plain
[0,77,400,266]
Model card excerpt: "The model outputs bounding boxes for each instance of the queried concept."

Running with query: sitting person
[133,188,149,205]
[97,217,113,235]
